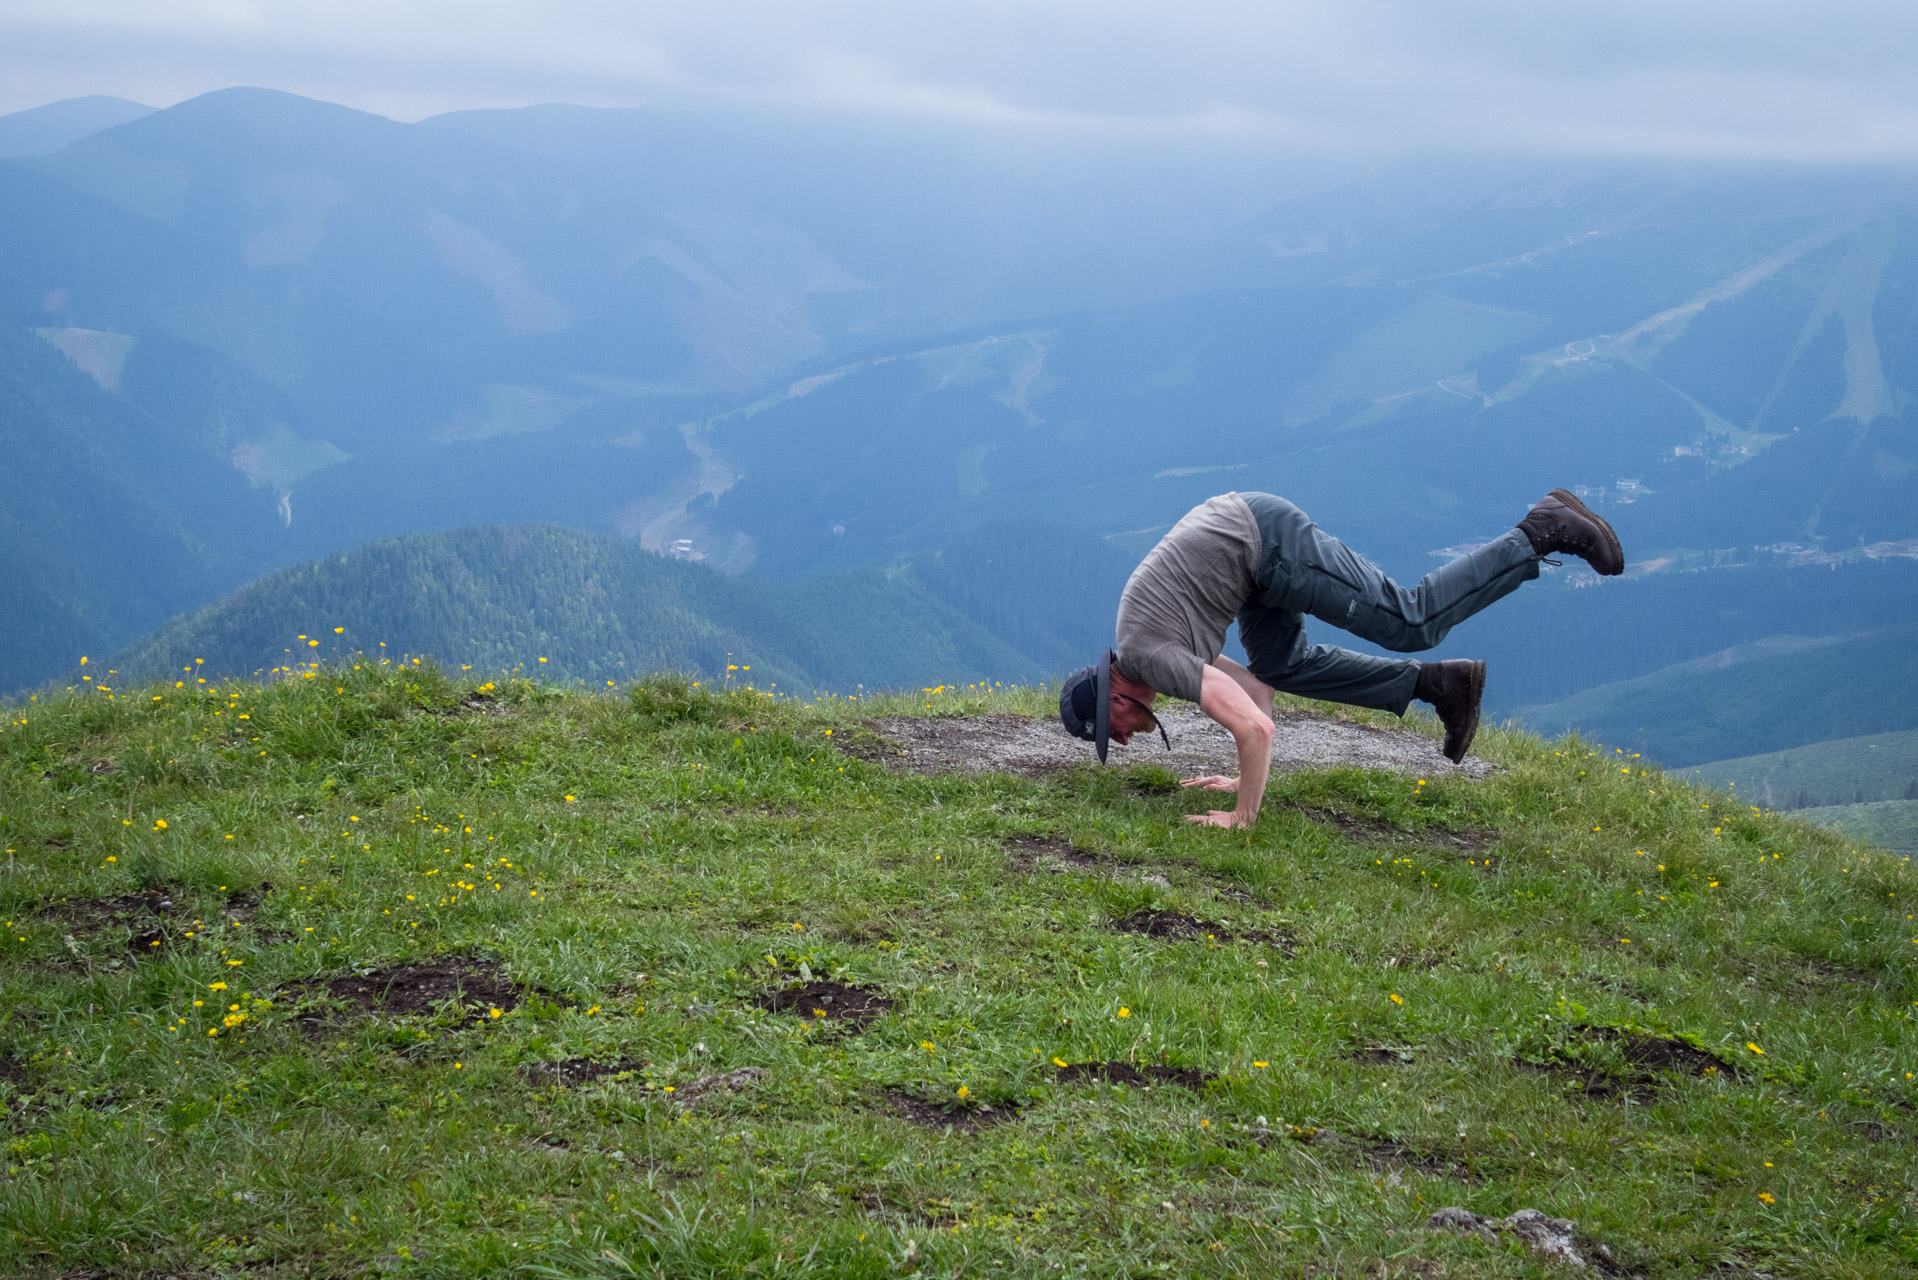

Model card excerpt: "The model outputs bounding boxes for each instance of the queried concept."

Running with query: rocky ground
[852,704,1493,781]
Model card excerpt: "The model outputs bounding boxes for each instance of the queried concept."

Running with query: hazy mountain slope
[1686,731,1918,810]
[682,200,1918,583]
[108,525,1047,694]
[0,326,287,690]
[1795,799,1918,854]
[0,95,153,158]
[422,103,1313,332]
[909,521,1141,675]
[1513,626,1918,767]
[1385,558,1918,712]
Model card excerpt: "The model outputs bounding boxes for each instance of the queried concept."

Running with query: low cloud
[3,0,1916,161]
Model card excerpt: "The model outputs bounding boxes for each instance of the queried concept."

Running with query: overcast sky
[3,0,1916,162]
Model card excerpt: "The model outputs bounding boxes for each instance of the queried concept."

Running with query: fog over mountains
[5,87,1918,835]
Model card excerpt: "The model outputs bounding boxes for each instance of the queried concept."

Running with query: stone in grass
[1427,1206,1593,1267]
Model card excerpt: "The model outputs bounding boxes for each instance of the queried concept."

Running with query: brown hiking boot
[1518,489,1625,576]
[1415,659,1486,764]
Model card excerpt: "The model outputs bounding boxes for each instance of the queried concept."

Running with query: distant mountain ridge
[0,96,153,158]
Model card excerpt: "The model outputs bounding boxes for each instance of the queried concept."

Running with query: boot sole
[1547,488,1625,575]
[1443,660,1485,764]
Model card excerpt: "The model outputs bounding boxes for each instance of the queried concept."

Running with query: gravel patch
[849,705,1490,781]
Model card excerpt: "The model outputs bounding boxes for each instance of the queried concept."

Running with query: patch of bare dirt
[1055,1060,1214,1089]
[1847,1119,1900,1143]
[1115,909,1227,940]
[1113,909,1296,953]
[1593,1028,1727,1076]
[128,927,172,955]
[85,759,118,776]
[51,890,180,955]
[884,1089,1020,1132]
[758,980,893,1030]
[1004,835,1104,874]
[1350,1046,1417,1066]
[279,958,523,1024]
[54,889,176,927]
[842,705,1491,781]
[1517,1025,1733,1100]
[221,885,271,925]
[43,837,73,849]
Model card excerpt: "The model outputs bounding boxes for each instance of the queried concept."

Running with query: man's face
[1106,691,1157,746]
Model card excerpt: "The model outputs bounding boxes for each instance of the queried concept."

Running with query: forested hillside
[109,524,1044,693]
[1688,730,1918,811]
[0,325,286,690]
[1514,625,1918,766]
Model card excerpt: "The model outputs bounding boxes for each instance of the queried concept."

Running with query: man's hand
[1194,663,1275,827]
[1180,775,1239,792]
[1185,808,1253,828]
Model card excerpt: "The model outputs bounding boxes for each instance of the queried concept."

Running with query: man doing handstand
[1058,490,1623,827]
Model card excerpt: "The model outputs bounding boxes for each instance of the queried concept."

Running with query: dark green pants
[1237,493,1540,715]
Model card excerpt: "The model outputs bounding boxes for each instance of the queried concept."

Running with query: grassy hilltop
[2,657,1917,1278]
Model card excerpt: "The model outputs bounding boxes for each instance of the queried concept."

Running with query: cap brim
[1094,649,1112,763]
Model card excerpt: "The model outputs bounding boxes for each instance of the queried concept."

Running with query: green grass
[1797,800,1918,857]
[3,659,1918,1278]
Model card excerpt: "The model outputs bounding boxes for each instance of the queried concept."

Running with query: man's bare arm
[1186,662,1274,828]
[1179,657,1277,795]
[1208,654,1276,716]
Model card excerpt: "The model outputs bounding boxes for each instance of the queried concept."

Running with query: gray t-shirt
[1113,493,1262,703]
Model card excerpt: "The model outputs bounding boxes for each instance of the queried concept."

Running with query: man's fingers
[1179,775,1237,791]
[1183,810,1243,828]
